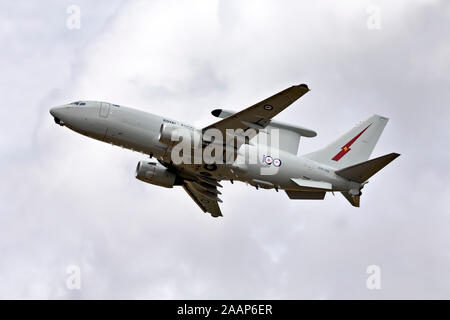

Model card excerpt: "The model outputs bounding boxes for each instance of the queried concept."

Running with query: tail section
[338,152,400,207]
[341,192,360,207]
[304,115,389,169]
[335,153,400,183]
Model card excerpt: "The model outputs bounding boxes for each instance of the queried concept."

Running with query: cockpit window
[70,101,86,106]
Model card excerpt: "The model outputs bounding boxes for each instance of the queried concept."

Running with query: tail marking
[332,123,372,161]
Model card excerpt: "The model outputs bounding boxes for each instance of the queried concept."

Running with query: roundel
[263,104,273,111]
[273,158,282,167]
[264,156,273,165]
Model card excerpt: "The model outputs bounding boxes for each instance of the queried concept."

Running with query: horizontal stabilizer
[335,152,400,183]
[286,191,326,200]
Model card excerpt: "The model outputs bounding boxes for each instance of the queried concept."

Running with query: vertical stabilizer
[304,115,389,169]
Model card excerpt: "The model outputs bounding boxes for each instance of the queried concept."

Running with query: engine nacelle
[158,124,201,147]
[135,161,176,188]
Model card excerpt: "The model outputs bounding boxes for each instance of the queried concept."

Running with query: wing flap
[182,182,223,218]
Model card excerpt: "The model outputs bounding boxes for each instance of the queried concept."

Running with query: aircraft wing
[203,84,310,150]
[182,180,223,218]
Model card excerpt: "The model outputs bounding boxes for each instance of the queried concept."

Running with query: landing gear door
[99,102,111,118]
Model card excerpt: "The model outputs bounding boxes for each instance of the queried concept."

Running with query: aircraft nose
[50,106,66,126]
[49,107,57,117]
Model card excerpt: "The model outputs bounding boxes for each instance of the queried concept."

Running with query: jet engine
[135,161,177,188]
[158,124,193,146]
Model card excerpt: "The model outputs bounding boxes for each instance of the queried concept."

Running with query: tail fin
[304,115,389,169]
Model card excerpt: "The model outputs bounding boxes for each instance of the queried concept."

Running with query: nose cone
[50,106,66,126]
[50,106,62,116]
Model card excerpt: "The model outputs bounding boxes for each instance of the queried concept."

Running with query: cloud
[1,0,449,299]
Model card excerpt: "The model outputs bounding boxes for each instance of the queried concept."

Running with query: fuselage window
[79,102,86,106]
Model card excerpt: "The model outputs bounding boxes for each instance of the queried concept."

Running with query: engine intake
[158,124,191,147]
[135,161,176,188]
[158,124,200,147]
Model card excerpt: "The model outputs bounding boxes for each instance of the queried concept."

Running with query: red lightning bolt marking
[332,123,372,161]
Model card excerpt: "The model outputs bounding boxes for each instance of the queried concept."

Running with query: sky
[0,0,449,299]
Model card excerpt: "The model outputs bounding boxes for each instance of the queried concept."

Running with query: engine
[158,123,201,147]
[135,161,177,188]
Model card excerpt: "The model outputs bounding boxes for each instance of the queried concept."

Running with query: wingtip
[299,83,309,91]
[211,212,223,218]
[211,109,222,117]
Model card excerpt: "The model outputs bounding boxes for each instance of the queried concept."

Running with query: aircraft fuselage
[49,101,357,193]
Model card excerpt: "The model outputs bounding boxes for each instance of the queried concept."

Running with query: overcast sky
[1,0,449,299]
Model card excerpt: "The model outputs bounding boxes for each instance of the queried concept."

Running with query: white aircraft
[50,84,399,217]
